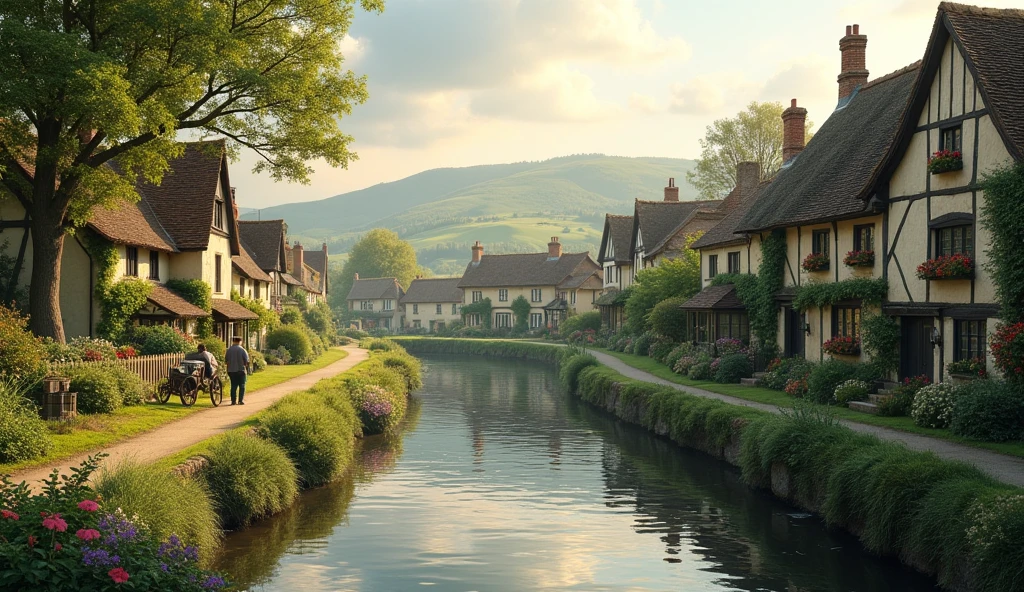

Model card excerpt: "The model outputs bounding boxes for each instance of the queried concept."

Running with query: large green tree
[0,0,383,341]
[624,234,702,333]
[686,101,814,200]
[331,229,419,315]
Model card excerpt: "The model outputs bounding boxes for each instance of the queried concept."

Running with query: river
[214,355,939,591]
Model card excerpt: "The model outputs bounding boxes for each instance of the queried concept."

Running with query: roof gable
[631,200,720,259]
[238,220,287,272]
[599,214,632,264]
[691,180,771,250]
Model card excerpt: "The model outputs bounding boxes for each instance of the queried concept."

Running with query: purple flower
[202,575,227,589]
[81,548,119,567]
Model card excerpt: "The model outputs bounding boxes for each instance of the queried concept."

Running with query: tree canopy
[0,0,383,340]
[686,101,814,200]
[624,234,702,333]
[331,229,419,314]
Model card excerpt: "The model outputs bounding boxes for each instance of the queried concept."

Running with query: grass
[0,348,349,474]
[598,348,1024,459]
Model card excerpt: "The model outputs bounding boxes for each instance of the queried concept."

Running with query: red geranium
[801,252,830,272]
[991,322,1024,379]
[822,335,861,356]
[916,254,974,280]
[928,150,963,174]
[843,250,875,267]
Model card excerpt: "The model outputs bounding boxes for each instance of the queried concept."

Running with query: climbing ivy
[980,162,1024,323]
[709,229,787,350]
[861,312,900,377]
[167,278,213,337]
[510,295,531,332]
[82,233,152,342]
[461,297,492,330]
[792,277,888,311]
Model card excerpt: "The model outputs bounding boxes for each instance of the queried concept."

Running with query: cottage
[401,278,463,332]
[238,220,290,312]
[346,275,404,333]
[629,179,722,281]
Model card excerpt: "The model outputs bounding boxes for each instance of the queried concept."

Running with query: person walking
[225,336,250,405]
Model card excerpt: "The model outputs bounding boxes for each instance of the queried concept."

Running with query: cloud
[628,92,659,114]
[343,87,474,148]
[668,75,758,116]
[759,59,835,105]
[470,65,621,122]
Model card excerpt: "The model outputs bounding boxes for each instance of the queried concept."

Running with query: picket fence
[54,353,186,385]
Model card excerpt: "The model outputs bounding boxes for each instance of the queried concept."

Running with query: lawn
[1,348,349,474]
[598,348,1024,459]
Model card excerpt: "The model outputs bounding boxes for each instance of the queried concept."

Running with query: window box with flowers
[801,252,830,273]
[946,357,987,380]
[822,335,861,356]
[843,250,875,268]
[916,254,974,280]
[927,150,963,174]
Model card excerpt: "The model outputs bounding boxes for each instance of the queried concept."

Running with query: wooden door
[900,317,935,380]
[785,307,805,358]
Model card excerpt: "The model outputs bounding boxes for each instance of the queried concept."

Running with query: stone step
[752,372,767,379]
[848,401,880,415]
[875,389,893,396]
[882,381,899,391]
[869,393,892,404]
[739,378,759,386]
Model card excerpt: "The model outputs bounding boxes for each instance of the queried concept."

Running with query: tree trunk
[28,219,67,343]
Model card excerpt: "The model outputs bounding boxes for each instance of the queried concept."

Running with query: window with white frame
[472,291,482,303]
[570,291,577,305]
[498,289,508,302]
[452,303,458,315]
[530,313,543,329]
[436,304,442,314]
[361,301,373,311]
[383,299,394,311]
[495,312,512,328]
[412,304,418,314]
[531,289,542,302]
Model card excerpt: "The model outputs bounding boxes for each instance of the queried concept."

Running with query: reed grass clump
[201,433,299,528]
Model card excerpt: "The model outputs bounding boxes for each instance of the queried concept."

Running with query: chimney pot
[838,24,868,101]
[846,25,852,35]
[852,24,859,35]
[664,177,680,202]
[782,98,808,163]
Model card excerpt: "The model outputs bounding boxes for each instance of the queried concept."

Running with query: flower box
[928,150,963,174]
[947,357,987,379]
[843,250,875,267]
[822,335,861,356]
[916,254,974,280]
[801,252,830,273]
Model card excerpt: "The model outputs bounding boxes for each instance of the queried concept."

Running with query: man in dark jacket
[225,337,250,405]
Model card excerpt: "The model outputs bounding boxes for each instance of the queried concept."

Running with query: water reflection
[216,356,938,592]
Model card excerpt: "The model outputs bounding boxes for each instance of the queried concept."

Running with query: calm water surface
[215,355,938,592]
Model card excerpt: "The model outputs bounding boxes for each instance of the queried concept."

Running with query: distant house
[400,278,463,332]
[629,178,722,280]
[457,238,602,331]
[238,220,290,312]
[346,275,404,332]
[284,242,328,306]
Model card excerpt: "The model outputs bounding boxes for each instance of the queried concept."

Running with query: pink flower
[54,543,62,551]
[77,500,99,512]
[27,536,36,548]
[1,510,19,521]
[77,528,101,542]
[41,513,67,532]
[108,567,130,584]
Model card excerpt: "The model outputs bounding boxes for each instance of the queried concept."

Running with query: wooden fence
[54,353,186,385]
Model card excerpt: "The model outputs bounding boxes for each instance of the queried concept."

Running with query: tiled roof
[301,263,322,294]
[942,3,1024,159]
[457,252,599,288]
[400,278,464,304]
[347,277,401,301]
[558,267,602,290]
[232,244,273,283]
[599,215,634,264]
[738,64,919,232]
[280,272,303,287]
[211,298,259,321]
[691,180,771,250]
[238,220,286,272]
[88,197,177,253]
[303,248,328,293]
[679,285,745,310]
[634,200,721,259]
[147,283,209,317]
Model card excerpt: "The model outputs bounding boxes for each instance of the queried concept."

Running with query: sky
[232,0,1024,210]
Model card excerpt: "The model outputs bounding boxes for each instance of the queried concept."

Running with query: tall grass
[201,434,299,528]
[257,392,357,487]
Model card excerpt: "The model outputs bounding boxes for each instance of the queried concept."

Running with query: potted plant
[916,254,974,280]
[822,335,861,356]
[801,252,830,273]
[946,357,987,380]
[928,150,963,174]
[843,250,875,267]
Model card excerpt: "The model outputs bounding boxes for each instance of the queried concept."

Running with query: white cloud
[471,65,621,122]
[759,58,835,106]
[668,75,758,116]
[628,92,659,114]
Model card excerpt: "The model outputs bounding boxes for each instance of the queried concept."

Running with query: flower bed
[927,149,963,174]
[916,254,974,280]
[843,250,875,267]
[947,357,987,379]
[801,252,830,273]
[822,335,861,356]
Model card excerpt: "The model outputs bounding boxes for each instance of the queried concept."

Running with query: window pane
[965,226,974,256]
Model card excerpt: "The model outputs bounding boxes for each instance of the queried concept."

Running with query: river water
[214,355,938,591]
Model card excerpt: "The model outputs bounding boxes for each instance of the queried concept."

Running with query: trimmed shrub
[911,382,959,429]
[806,360,864,405]
[360,337,399,352]
[352,384,404,435]
[833,379,870,405]
[376,351,423,392]
[664,343,693,371]
[66,365,122,414]
[130,325,193,355]
[265,346,291,365]
[95,461,221,563]
[687,359,713,381]
[559,353,599,393]
[343,328,370,339]
[647,336,677,363]
[257,394,354,486]
[201,433,298,528]
[0,380,51,463]
[950,380,1024,442]
[0,305,47,382]
[250,350,267,373]
[267,326,312,364]
[648,297,688,341]
[280,308,302,325]
[673,355,698,375]
[714,353,752,384]
[760,357,814,391]
[560,311,601,336]
[108,362,148,406]
[631,332,655,356]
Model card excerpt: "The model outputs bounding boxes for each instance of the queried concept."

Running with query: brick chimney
[471,241,484,264]
[292,242,304,276]
[782,99,808,163]
[838,24,868,101]
[664,178,679,202]
[736,161,760,190]
[548,237,562,259]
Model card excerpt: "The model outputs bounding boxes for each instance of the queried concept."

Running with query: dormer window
[214,198,225,230]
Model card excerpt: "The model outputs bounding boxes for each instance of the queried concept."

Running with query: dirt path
[12,345,369,488]
[588,350,1024,488]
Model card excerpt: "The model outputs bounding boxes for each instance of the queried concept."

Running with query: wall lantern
[804,322,812,335]
[929,327,942,346]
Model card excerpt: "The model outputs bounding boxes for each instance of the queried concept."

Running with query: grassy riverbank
[398,338,1024,592]
[0,348,349,474]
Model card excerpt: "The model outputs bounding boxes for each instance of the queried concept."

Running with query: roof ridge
[354,276,398,281]
[482,251,587,257]
[940,2,1024,19]
[238,219,285,224]
[411,277,461,281]
[862,61,922,90]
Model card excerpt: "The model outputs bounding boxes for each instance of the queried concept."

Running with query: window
[498,289,508,302]
[472,291,482,303]
[360,301,373,311]
[214,199,225,230]
[833,306,861,338]
[716,312,750,342]
[383,317,390,329]
[452,303,459,315]
[530,313,543,329]
[955,320,986,361]
[570,291,577,305]
[936,225,974,257]
[412,304,419,314]
[940,125,962,153]
[687,311,711,343]
[413,320,421,329]
[531,289,542,302]
[436,304,442,315]
[383,299,394,311]
[495,312,512,328]
[707,255,718,278]
[468,314,481,327]
[853,224,874,252]
[727,251,741,274]
[214,254,222,293]
[148,251,159,280]
[254,281,260,299]
[125,247,138,277]
[812,229,830,256]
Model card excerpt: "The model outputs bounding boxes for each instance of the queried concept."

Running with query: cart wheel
[209,377,223,407]
[156,380,172,404]
[179,377,198,407]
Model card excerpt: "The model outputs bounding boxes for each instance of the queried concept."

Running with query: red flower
[27,536,36,548]
[108,567,130,584]
[76,528,101,542]
[54,543,62,551]
[41,513,67,532]
[77,499,99,512]
[1,510,19,521]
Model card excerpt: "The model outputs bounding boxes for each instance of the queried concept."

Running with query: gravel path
[12,346,369,489]
[589,350,1024,488]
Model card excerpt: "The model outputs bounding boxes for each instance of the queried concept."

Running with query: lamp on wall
[804,322,812,335]
[929,327,942,346]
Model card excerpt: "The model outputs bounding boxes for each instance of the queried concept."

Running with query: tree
[624,234,702,333]
[510,295,531,333]
[332,229,419,316]
[0,0,384,341]
[686,102,814,200]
